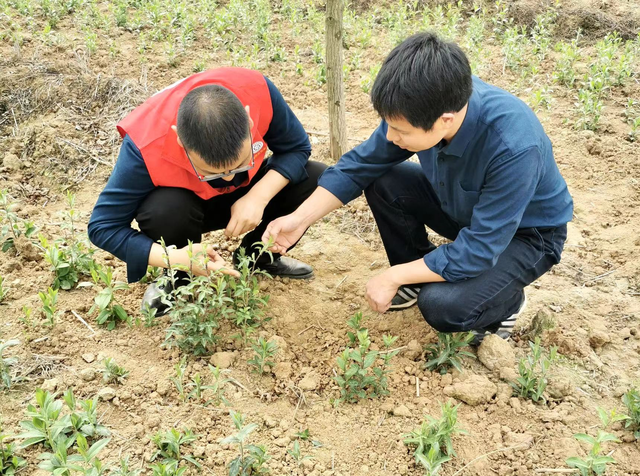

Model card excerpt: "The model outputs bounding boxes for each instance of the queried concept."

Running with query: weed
[0,276,8,303]
[423,332,475,374]
[0,189,37,253]
[0,339,19,390]
[622,387,640,439]
[39,287,59,327]
[566,407,627,475]
[100,357,129,385]
[511,337,558,403]
[403,401,466,475]
[334,315,399,403]
[0,426,27,475]
[89,266,130,330]
[140,266,162,284]
[150,428,201,469]
[221,411,270,476]
[248,337,277,374]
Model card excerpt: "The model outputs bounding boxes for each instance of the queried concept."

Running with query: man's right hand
[149,242,240,278]
[262,213,307,254]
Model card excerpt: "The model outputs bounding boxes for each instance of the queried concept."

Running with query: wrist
[385,265,405,287]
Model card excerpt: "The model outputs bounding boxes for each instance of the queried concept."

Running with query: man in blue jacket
[264,33,573,343]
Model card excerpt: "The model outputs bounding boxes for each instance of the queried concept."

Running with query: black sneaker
[234,250,314,280]
[140,280,174,317]
[388,285,422,311]
[470,293,527,346]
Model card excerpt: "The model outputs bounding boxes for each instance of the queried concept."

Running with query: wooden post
[326,0,347,161]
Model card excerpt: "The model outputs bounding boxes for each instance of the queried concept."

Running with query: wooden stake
[325,0,347,161]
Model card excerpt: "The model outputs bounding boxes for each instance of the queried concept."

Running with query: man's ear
[245,105,254,130]
[171,125,184,149]
[440,113,456,128]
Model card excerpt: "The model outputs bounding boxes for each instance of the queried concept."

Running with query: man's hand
[365,269,401,313]
[226,194,268,238]
[170,244,240,278]
[262,213,306,254]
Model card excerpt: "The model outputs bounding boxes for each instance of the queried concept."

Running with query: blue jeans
[364,162,567,332]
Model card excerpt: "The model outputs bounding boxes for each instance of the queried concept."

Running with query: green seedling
[0,189,37,253]
[100,358,129,385]
[334,316,399,403]
[0,276,8,303]
[39,287,59,327]
[140,304,158,327]
[403,401,466,476]
[287,440,312,466]
[140,266,162,284]
[221,411,270,476]
[21,305,33,328]
[150,428,200,469]
[0,427,26,475]
[566,407,627,475]
[66,392,109,440]
[170,357,188,401]
[423,332,475,374]
[346,312,365,346]
[248,337,277,374]
[150,461,186,476]
[294,429,311,441]
[207,364,231,406]
[622,387,640,439]
[511,337,557,403]
[111,456,143,476]
[89,266,130,330]
[0,339,19,390]
[38,438,83,475]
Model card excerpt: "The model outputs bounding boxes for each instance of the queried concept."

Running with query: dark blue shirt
[318,76,573,282]
[88,77,311,283]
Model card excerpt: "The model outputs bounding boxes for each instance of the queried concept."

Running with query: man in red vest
[88,68,325,314]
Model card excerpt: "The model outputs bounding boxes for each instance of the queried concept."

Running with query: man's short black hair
[371,32,473,131]
[177,85,249,168]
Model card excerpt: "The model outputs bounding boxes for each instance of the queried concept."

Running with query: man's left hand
[365,270,400,313]
[226,194,268,237]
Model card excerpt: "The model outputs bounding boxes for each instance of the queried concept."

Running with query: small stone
[98,387,116,401]
[273,362,293,381]
[2,153,22,170]
[499,367,518,382]
[274,437,290,447]
[404,339,423,360]
[547,375,574,399]
[445,374,497,406]
[510,397,521,411]
[42,378,59,392]
[156,379,172,396]
[302,459,316,470]
[82,353,96,363]
[589,330,610,349]
[80,368,96,382]
[393,405,412,417]
[440,373,453,386]
[504,432,534,449]
[478,335,516,371]
[619,328,631,340]
[299,372,319,391]
[210,352,236,368]
[264,416,277,428]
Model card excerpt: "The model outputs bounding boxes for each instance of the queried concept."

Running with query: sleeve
[262,76,312,184]
[87,135,157,283]
[317,120,413,204]
[424,146,543,282]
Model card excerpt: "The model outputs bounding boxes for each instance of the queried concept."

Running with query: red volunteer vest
[117,68,273,199]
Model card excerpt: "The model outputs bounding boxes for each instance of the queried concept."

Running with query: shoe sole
[388,298,418,311]
[273,271,314,280]
[470,292,528,346]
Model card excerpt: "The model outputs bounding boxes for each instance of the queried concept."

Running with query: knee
[137,188,203,243]
[306,160,328,182]
[418,284,470,333]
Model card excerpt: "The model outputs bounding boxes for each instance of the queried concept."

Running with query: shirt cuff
[318,167,364,204]
[125,234,155,283]
[424,246,452,282]
[268,152,309,185]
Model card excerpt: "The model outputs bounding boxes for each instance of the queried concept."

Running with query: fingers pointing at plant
[205,244,240,278]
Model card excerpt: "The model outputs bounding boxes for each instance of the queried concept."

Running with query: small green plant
[39,287,59,327]
[206,364,231,406]
[248,337,277,374]
[0,276,9,303]
[100,357,129,385]
[170,357,188,401]
[575,89,603,131]
[423,332,475,374]
[150,428,201,469]
[403,401,466,476]
[21,305,33,328]
[140,304,159,327]
[287,440,312,466]
[566,408,627,476]
[334,315,399,403]
[360,64,380,93]
[0,189,37,253]
[511,337,558,403]
[38,433,110,476]
[150,461,185,476]
[111,456,143,476]
[221,411,270,476]
[294,429,311,441]
[0,339,19,390]
[0,427,27,475]
[622,387,640,439]
[89,266,130,330]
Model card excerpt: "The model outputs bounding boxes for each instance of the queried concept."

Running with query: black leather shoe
[140,280,174,317]
[256,256,314,279]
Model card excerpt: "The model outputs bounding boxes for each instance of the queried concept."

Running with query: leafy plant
[0,339,19,390]
[38,434,110,476]
[0,189,37,253]
[111,456,143,476]
[287,440,311,466]
[423,332,475,374]
[334,315,399,403]
[100,357,129,385]
[0,427,26,475]
[221,411,270,476]
[511,337,558,403]
[622,387,640,440]
[89,266,130,330]
[39,287,59,327]
[403,401,466,476]
[248,337,277,374]
[206,364,231,407]
[150,460,186,476]
[170,357,188,402]
[566,408,627,476]
[150,428,200,469]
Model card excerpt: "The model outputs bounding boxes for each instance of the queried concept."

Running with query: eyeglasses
[184,135,255,182]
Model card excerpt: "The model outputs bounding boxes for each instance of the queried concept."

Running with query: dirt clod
[443,374,497,406]
[392,405,412,417]
[210,351,236,368]
[80,368,96,381]
[98,387,116,401]
[588,330,610,349]
[478,335,516,371]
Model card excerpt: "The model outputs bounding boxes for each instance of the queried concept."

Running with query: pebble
[80,368,96,382]
[393,405,412,417]
[98,387,116,401]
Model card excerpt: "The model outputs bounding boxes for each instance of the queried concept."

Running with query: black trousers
[136,160,327,262]
[364,162,567,332]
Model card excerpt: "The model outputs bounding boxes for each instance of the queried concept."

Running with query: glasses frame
[184,133,255,182]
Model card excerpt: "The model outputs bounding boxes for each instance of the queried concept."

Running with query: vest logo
[252,141,264,154]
